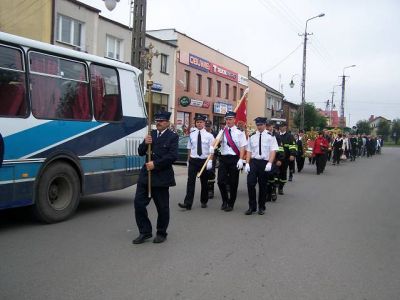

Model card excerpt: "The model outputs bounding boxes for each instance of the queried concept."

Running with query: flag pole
[196,88,249,178]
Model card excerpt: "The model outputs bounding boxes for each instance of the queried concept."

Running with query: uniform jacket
[0,133,4,167]
[138,129,179,187]
[275,132,296,161]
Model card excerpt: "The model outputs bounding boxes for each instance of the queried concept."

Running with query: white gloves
[244,163,250,174]
[206,160,213,170]
[265,162,272,172]
[186,161,189,167]
[209,146,215,154]
[236,159,244,170]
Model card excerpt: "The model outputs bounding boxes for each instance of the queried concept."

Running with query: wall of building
[54,0,98,53]
[248,78,267,130]
[0,0,52,43]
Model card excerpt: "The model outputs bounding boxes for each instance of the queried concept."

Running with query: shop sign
[238,74,249,86]
[210,63,238,82]
[189,98,211,109]
[179,96,191,107]
[213,102,233,114]
[189,54,210,73]
[151,82,163,91]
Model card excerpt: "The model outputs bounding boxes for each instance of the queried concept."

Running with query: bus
[0,32,147,223]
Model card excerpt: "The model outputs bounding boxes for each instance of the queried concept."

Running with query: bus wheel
[33,162,80,223]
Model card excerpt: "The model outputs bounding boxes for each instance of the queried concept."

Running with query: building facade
[248,76,268,130]
[148,29,249,134]
[282,100,299,131]
[266,86,284,121]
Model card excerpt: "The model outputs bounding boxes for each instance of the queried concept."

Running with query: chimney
[369,115,374,121]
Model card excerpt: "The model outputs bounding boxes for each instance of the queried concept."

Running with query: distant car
[176,136,189,164]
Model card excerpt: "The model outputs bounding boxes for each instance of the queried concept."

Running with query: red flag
[235,95,247,125]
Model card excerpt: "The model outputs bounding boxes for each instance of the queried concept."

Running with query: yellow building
[0,0,53,43]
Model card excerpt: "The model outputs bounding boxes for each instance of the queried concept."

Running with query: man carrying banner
[244,117,278,215]
[218,111,247,212]
[178,115,215,210]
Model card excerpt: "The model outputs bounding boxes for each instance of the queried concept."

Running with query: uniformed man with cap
[178,115,215,210]
[265,120,279,202]
[132,111,179,244]
[275,121,296,195]
[218,111,247,211]
[244,117,278,215]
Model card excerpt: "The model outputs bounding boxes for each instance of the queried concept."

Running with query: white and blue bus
[0,32,147,223]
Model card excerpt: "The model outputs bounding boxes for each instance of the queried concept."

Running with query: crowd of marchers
[130,110,384,245]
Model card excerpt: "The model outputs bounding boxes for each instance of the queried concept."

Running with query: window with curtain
[57,14,83,48]
[160,54,168,73]
[106,35,122,60]
[29,51,90,120]
[90,64,122,122]
[0,44,27,117]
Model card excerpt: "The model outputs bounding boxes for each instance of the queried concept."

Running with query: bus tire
[33,162,80,223]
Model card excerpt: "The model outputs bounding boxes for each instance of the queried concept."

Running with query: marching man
[244,117,278,215]
[218,111,247,212]
[178,115,215,210]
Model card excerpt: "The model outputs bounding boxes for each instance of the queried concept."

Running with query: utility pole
[299,13,325,131]
[339,74,347,129]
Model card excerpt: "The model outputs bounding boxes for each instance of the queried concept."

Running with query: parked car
[176,136,189,164]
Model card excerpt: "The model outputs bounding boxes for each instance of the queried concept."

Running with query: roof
[74,0,102,13]
[282,99,299,108]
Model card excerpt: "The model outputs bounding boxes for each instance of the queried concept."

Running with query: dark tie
[227,128,232,148]
[197,131,202,156]
[157,131,161,138]
[259,133,262,155]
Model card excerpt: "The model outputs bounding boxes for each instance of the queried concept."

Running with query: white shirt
[247,130,279,160]
[220,125,247,156]
[187,128,215,159]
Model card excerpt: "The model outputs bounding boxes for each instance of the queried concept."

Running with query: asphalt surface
[0,147,399,300]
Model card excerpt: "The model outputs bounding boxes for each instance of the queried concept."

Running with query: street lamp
[340,64,356,129]
[289,74,300,88]
[299,13,325,131]
[103,0,120,11]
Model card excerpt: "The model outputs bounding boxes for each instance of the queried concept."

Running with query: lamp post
[289,73,300,88]
[299,13,325,131]
[340,65,356,129]
[103,0,120,11]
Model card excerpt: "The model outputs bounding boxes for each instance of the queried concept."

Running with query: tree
[391,118,400,144]
[377,119,390,140]
[356,120,371,135]
[294,102,326,131]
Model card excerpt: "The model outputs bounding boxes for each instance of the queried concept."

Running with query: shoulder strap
[224,128,240,156]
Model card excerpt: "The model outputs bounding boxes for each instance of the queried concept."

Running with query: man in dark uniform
[349,134,358,161]
[205,120,217,199]
[295,130,305,172]
[218,111,247,211]
[244,117,278,215]
[133,111,179,244]
[178,115,215,210]
[275,122,296,195]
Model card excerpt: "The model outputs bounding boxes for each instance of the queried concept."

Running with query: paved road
[1,148,399,300]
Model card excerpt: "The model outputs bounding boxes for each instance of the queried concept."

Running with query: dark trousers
[333,148,342,164]
[350,148,357,161]
[184,158,208,206]
[247,159,268,211]
[315,154,325,174]
[134,184,170,237]
[218,155,240,208]
[289,159,295,175]
[296,155,305,172]
[278,159,289,189]
[321,152,327,171]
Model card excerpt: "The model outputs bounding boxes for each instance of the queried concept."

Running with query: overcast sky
[80,0,400,126]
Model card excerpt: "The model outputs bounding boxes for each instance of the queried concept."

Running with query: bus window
[90,64,122,122]
[0,44,28,117]
[29,51,91,120]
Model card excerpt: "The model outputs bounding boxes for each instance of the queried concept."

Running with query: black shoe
[224,206,233,212]
[245,209,255,215]
[278,189,284,195]
[178,203,191,210]
[153,235,167,244]
[288,176,293,182]
[201,203,207,208]
[266,194,272,202]
[271,192,277,202]
[258,209,265,215]
[221,202,227,210]
[132,233,152,244]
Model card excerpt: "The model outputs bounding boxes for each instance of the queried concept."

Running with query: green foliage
[294,102,326,131]
[377,119,390,139]
[356,120,371,135]
[391,118,400,144]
